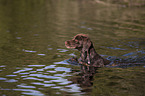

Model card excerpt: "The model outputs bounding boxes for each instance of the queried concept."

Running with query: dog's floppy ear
[82,37,92,64]
[82,37,92,52]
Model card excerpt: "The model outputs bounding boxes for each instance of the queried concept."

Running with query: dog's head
[65,34,92,51]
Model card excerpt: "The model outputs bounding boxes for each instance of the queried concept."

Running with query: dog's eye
[75,39,78,43]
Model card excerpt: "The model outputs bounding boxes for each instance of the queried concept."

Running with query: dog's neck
[78,45,97,64]
[78,46,110,65]
[77,47,83,52]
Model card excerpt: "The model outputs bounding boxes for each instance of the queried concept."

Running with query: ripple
[0,65,6,67]
[37,54,46,56]
[48,45,51,46]
[29,74,60,79]
[44,81,52,83]
[1,88,11,90]
[79,26,93,30]
[122,50,145,56]
[19,73,30,75]
[28,65,45,67]
[23,77,44,81]
[123,52,136,56]
[80,26,86,28]
[48,48,53,50]
[65,84,82,92]
[5,79,18,82]
[44,65,56,69]
[50,79,62,83]
[106,47,127,50]
[22,49,37,53]
[2,61,81,95]
[31,82,56,87]
[51,86,62,89]
[16,37,22,39]
[29,71,37,73]
[69,53,77,57]
[57,49,68,52]
[21,75,28,78]
[58,80,72,85]
[14,68,33,74]
[54,73,72,77]
[6,75,17,77]
[48,75,72,85]
[55,67,71,72]
[46,71,56,73]
[36,69,44,71]
[54,61,69,65]
[17,84,36,88]
[14,89,44,96]
[0,77,7,80]
[87,28,93,30]
[137,50,145,54]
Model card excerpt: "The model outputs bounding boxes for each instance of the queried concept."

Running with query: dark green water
[0,0,145,96]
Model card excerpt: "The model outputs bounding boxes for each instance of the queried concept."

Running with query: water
[0,0,145,96]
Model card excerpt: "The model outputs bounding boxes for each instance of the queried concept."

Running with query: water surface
[0,0,145,96]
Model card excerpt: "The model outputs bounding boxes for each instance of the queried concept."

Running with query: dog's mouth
[65,41,76,49]
[65,45,76,49]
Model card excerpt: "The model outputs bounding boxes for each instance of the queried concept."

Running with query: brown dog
[65,34,110,68]
[65,34,111,86]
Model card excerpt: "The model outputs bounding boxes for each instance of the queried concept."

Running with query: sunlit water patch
[37,54,46,56]
[13,88,44,96]
[57,49,69,52]
[22,49,37,53]
[0,62,84,96]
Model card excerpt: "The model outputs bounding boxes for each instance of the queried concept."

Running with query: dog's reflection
[69,61,98,87]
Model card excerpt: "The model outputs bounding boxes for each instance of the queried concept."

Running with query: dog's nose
[65,41,69,45]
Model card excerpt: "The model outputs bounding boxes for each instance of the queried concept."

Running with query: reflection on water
[0,0,145,96]
[0,61,83,96]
